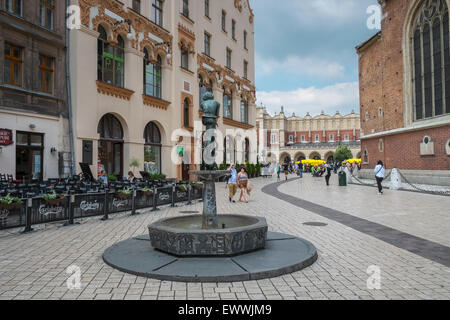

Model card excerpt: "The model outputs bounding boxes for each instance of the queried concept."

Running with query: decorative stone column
[390,168,401,190]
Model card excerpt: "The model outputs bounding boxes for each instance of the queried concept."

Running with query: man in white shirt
[374,160,386,195]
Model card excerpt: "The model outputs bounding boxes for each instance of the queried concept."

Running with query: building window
[315,134,319,142]
[183,98,190,127]
[222,10,226,32]
[232,20,236,40]
[378,139,384,152]
[98,114,124,177]
[226,48,232,69]
[204,32,211,56]
[271,133,277,144]
[16,131,44,181]
[223,90,232,119]
[240,100,248,123]
[4,43,22,87]
[244,138,250,163]
[152,0,163,26]
[182,0,189,17]
[244,30,248,49]
[244,60,248,79]
[301,135,305,142]
[181,48,189,69]
[97,26,125,87]
[412,0,449,120]
[204,0,209,18]
[288,135,293,143]
[132,0,140,13]
[144,50,162,99]
[344,134,349,141]
[38,55,54,94]
[329,134,334,142]
[6,0,21,16]
[363,149,369,163]
[144,122,162,174]
[40,0,54,30]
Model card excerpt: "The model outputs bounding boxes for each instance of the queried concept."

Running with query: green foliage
[219,163,227,170]
[117,189,132,196]
[0,194,22,205]
[193,182,203,190]
[141,187,153,193]
[177,184,188,192]
[334,145,353,163]
[42,190,66,202]
[149,173,166,180]
[107,174,118,181]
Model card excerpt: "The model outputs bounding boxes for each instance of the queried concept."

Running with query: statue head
[202,91,214,102]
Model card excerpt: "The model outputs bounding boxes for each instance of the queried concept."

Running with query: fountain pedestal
[189,170,227,229]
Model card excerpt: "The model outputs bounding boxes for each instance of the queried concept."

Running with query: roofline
[355,31,382,53]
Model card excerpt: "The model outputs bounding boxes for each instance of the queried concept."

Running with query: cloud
[256,82,359,117]
[256,53,345,79]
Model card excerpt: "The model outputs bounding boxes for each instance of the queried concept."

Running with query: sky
[250,0,380,117]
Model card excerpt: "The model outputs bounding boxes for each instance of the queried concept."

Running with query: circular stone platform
[103,232,318,282]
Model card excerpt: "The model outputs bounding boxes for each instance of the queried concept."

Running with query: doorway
[15,131,44,181]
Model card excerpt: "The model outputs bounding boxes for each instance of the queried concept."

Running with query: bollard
[171,184,177,208]
[186,182,192,205]
[151,186,160,212]
[101,188,109,221]
[390,168,401,190]
[22,197,34,233]
[64,191,76,226]
[131,188,139,216]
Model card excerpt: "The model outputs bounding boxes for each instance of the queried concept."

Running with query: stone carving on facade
[79,0,172,50]
[96,81,134,100]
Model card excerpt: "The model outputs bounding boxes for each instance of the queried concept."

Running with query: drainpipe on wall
[65,0,76,176]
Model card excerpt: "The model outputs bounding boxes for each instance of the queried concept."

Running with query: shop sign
[0,129,13,146]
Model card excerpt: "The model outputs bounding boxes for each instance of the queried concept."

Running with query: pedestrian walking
[325,164,332,186]
[227,163,237,203]
[237,167,249,203]
[298,162,303,178]
[276,163,281,181]
[374,160,386,195]
[283,162,289,180]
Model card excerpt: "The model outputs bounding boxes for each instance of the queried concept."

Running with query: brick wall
[361,125,450,170]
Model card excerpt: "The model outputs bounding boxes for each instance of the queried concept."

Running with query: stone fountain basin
[148,215,268,257]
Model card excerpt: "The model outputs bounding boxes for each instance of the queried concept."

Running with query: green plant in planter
[0,194,23,211]
[141,187,153,196]
[129,158,141,175]
[115,188,132,200]
[42,190,66,206]
[149,173,167,181]
[219,163,227,171]
[193,182,203,189]
[177,184,188,192]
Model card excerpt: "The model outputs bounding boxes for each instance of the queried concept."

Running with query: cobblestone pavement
[0,175,449,300]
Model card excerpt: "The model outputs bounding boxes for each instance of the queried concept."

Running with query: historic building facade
[70,0,257,180]
[256,106,361,164]
[357,0,450,171]
[0,0,71,181]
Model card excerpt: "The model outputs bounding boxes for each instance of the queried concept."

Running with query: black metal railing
[0,182,203,232]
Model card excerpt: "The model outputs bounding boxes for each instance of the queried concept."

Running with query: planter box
[43,197,66,207]
[0,202,22,211]
[115,193,131,200]
[142,191,153,197]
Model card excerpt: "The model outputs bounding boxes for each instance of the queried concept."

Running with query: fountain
[103,93,317,282]
[148,92,267,256]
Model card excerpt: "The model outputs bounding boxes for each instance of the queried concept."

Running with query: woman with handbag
[237,167,249,203]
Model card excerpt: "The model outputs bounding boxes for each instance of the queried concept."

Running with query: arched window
[223,89,233,119]
[240,100,248,123]
[144,50,162,98]
[183,98,190,127]
[144,122,162,174]
[97,114,124,177]
[98,26,125,87]
[411,0,449,120]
